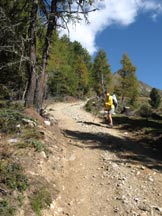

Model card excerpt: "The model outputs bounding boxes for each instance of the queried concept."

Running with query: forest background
[0,1,162,215]
[0,0,161,113]
[0,0,161,114]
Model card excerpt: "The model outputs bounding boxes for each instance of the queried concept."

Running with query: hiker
[104,91,114,127]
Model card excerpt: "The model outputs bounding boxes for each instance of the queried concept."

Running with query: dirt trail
[47,101,162,216]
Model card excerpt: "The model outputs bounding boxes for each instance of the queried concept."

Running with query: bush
[0,84,10,100]
[85,97,102,114]
[27,138,43,152]
[0,108,25,133]
[22,128,44,140]
[138,104,152,118]
[31,187,52,216]
[0,162,28,192]
[0,200,15,216]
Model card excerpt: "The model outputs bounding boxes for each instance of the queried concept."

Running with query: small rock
[138,204,150,212]
[8,138,18,143]
[44,120,51,126]
[22,118,37,127]
[134,197,140,203]
[113,207,119,212]
[154,206,162,212]
[140,166,145,170]
[148,176,154,182]
[40,151,47,159]
[136,171,140,175]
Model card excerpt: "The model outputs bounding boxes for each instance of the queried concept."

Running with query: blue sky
[61,0,162,90]
[95,13,162,89]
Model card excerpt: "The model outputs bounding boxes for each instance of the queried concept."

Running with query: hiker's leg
[108,113,113,125]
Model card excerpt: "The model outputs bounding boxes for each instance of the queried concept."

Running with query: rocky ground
[44,100,162,216]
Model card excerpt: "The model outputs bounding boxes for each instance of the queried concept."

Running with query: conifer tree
[47,35,91,98]
[0,1,29,99]
[74,56,89,98]
[149,88,161,109]
[118,53,139,107]
[93,49,112,97]
[25,0,97,112]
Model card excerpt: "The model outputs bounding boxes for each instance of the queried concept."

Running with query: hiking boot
[108,124,113,128]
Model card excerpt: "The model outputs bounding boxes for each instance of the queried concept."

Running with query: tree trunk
[34,0,56,112]
[24,0,38,107]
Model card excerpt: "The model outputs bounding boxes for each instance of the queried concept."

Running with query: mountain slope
[112,72,162,97]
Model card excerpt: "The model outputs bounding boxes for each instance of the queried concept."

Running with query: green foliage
[0,84,10,100]
[149,88,161,109]
[85,98,103,115]
[138,104,152,118]
[16,139,43,152]
[0,200,15,216]
[19,128,44,151]
[74,56,89,98]
[0,1,29,99]
[117,53,139,107]
[0,108,25,133]
[22,128,44,140]
[0,162,28,192]
[92,49,112,96]
[31,187,52,216]
[47,34,92,98]
[27,138,43,152]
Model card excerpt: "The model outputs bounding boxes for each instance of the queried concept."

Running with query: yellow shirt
[105,94,114,110]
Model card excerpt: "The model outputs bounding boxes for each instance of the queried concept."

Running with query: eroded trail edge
[47,101,162,216]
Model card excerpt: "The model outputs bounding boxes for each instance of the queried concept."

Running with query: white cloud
[59,0,162,55]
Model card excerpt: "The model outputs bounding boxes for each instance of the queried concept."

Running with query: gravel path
[46,101,162,216]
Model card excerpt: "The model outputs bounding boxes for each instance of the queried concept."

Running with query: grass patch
[17,128,45,152]
[0,162,28,192]
[0,108,25,134]
[15,139,43,152]
[27,138,43,152]
[22,128,44,140]
[31,187,52,216]
[0,200,16,216]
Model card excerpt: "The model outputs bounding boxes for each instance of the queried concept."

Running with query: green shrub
[31,187,52,216]
[0,84,10,100]
[0,200,15,216]
[20,128,44,152]
[22,128,44,140]
[16,139,43,152]
[85,98,102,114]
[0,108,25,133]
[138,104,152,118]
[27,138,43,152]
[0,162,28,192]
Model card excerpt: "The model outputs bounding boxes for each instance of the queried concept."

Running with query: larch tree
[118,53,139,107]
[25,0,97,112]
[74,56,89,98]
[93,49,112,97]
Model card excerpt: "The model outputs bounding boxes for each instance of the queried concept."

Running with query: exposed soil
[45,100,162,216]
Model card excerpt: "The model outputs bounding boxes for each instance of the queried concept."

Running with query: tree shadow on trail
[112,115,162,132]
[63,129,162,172]
[77,120,105,128]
